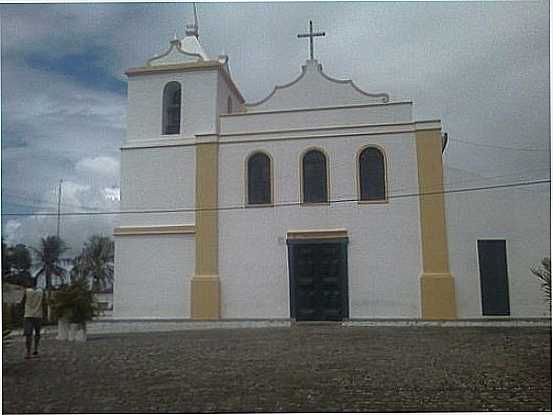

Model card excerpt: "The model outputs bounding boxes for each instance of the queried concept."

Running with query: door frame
[286,237,349,321]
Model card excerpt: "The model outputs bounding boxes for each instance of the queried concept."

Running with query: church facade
[113,21,550,321]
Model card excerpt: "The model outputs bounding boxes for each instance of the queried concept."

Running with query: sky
[1,1,550,256]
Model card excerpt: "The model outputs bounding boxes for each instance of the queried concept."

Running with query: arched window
[227,96,233,114]
[162,82,181,135]
[247,152,272,205]
[359,147,386,201]
[302,149,328,203]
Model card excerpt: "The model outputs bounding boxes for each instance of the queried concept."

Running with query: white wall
[116,67,204,319]
[221,103,413,135]
[218,131,423,319]
[127,70,219,141]
[114,234,194,319]
[446,183,551,318]
[119,146,195,227]
[216,71,242,122]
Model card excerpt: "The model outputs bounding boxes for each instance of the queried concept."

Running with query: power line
[1,179,549,217]
[449,137,549,152]
[2,191,100,211]
[387,167,550,196]
[3,167,548,213]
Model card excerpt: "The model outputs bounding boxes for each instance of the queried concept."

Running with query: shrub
[51,278,97,326]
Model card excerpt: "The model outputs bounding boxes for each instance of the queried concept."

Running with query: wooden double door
[287,239,349,321]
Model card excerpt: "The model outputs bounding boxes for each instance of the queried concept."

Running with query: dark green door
[477,239,510,316]
[287,239,348,321]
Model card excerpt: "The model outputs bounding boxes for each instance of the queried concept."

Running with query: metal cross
[297,20,326,61]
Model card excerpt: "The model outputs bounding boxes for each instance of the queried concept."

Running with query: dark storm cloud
[0,1,549,253]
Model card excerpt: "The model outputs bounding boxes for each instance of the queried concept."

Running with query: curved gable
[246,59,389,112]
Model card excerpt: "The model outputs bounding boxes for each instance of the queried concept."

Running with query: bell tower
[115,5,244,319]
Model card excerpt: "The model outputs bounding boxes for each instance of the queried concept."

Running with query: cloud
[3,220,22,244]
[76,156,119,180]
[1,2,549,257]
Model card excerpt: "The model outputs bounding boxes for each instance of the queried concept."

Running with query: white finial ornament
[184,2,199,38]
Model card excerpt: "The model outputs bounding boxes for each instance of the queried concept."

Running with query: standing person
[21,278,44,359]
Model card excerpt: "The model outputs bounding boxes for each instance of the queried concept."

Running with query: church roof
[246,59,390,112]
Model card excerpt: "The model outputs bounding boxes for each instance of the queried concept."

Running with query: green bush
[2,302,24,328]
[51,278,97,325]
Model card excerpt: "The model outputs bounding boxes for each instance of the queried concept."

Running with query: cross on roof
[297,20,326,61]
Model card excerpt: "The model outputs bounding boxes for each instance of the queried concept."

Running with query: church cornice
[126,60,223,76]
[119,119,441,151]
[225,100,411,117]
[126,61,245,104]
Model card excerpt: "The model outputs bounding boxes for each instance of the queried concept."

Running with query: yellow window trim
[299,146,331,204]
[356,144,389,204]
[287,229,348,240]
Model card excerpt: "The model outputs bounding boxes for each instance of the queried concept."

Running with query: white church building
[113,17,550,321]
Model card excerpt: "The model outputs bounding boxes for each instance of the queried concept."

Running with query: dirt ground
[2,325,551,413]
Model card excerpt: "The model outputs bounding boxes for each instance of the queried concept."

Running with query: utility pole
[56,179,63,239]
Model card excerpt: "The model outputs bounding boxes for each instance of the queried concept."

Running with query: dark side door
[477,239,510,316]
[287,238,348,321]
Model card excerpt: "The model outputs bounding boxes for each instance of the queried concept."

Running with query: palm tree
[33,236,69,289]
[77,235,114,291]
[532,257,551,306]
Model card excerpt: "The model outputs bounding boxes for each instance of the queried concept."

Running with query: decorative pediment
[246,59,389,111]
[147,36,209,67]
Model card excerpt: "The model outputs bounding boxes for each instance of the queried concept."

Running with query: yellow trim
[415,128,457,319]
[244,150,275,207]
[355,144,389,204]
[287,229,348,240]
[113,225,195,236]
[299,146,331,205]
[192,142,221,319]
[191,276,221,320]
[420,273,457,320]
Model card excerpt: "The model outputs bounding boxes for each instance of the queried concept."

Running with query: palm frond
[532,257,551,305]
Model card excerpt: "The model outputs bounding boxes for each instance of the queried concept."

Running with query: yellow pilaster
[416,128,457,319]
[191,141,221,319]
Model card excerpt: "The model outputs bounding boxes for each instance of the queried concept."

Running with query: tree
[10,244,32,280]
[75,235,114,291]
[33,236,69,289]
[532,257,551,306]
[2,240,32,286]
[2,239,12,279]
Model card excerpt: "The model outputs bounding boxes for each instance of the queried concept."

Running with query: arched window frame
[162,81,182,135]
[300,147,330,205]
[245,150,274,207]
[357,145,388,203]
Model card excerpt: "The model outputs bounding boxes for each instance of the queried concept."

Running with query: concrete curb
[9,318,550,337]
[343,318,551,327]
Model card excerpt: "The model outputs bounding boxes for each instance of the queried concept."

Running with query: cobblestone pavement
[2,326,551,413]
